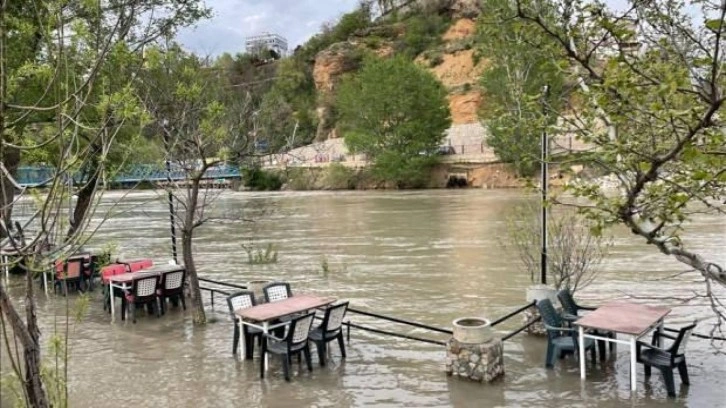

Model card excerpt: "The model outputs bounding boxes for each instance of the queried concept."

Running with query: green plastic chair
[557,289,615,358]
[537,299,597,368]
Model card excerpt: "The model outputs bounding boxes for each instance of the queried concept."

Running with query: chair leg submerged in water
[259,312,316,382]
[638,322,696,398]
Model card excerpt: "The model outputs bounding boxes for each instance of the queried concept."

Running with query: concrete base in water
[445,337,504,383]
[523,305,548,336]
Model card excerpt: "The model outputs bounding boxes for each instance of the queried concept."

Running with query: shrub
[322,163,356,189]
[242,167,283,191]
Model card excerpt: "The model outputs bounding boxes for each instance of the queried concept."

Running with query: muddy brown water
[2,189,725,407]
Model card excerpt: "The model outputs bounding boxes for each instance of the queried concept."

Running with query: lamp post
[540,85,550,285]
[162,119,178,264]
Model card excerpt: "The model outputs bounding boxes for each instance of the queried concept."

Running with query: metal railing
[195,277,541,347]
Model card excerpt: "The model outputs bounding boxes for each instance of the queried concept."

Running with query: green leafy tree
[477,0,566,177]
[514,0,726,340]
[138,45,252,325]
[337,56,451,188]
[0,1,208,406]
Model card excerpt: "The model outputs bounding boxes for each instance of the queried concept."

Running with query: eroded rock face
[442,18,476,41]
[313,42,362,94]
[404,0,482,19]
[448,91,482,124]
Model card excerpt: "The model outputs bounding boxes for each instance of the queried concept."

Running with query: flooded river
[2,189,725,407]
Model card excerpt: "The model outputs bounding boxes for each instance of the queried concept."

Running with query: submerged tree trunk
[182,230,206,324]
[0,259,50,408]
[182,176,206,325]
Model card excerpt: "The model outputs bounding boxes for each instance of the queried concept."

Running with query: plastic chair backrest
[557,289,578,316]
[56,257,83,280]
[671,321,697,356]
[263,282,291,303]
[128,259,153,272]
[162,270,185,290]
[226,290,256,318]
[288,312,315,346]
[133,276,158,298]
[536,299,563,330]
[323,301,349,332]
[101,264,127,283]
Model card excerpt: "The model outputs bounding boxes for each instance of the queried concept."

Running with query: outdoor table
[108,264,185,320]
[235,294,337,370]
[575,301,671,391]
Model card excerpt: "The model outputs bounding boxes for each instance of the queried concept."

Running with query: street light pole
[162,120,178,264]
[540,85,550,285]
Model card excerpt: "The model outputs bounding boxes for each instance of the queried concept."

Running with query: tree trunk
[182,230,206,325]
[182,176,206,325]
[0,262,50,408]
[67,160,100,238]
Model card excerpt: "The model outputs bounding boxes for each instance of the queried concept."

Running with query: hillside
[309,0,486,142]
[245,0,488,155]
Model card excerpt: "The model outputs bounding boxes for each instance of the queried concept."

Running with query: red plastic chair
[54,257,84,294]
[125,259,153,273]
[101,263,128,313]
[101,264,127,284]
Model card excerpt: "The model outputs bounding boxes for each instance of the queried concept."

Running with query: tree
[0,1,208,406]
[477,0,566,177]
[503,202,610,292]
[138,45,251,325]
[337,56,451,188]
[513,0,726,340]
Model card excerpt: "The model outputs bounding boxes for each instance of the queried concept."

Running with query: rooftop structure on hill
[245,32,288,58]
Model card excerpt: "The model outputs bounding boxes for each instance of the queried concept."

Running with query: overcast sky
[177,0,361,56]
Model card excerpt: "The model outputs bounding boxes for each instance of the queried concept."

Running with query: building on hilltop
[245,33,288,58]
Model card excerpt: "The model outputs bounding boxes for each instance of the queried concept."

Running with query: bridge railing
[16,164,241,187]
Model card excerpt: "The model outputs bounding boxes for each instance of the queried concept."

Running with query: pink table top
[236,294,337,323]
[575,301,671,336]
[108,264,185,284]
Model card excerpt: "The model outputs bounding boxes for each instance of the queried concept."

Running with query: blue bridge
[15,164,242,188]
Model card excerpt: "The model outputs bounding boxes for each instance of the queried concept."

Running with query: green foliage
[295,6,372,63]
[397,12,449,59]
[476,0,566,177]
[242,167,283,191]
[321,163,357,190]
[337,56,451,188]
[242,243,279,264]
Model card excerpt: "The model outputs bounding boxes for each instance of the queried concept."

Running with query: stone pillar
[524,284,557,336]
[445,336,504,383]
[523,305,547,336]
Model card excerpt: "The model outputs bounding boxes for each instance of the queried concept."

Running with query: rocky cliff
[311,0,485,140]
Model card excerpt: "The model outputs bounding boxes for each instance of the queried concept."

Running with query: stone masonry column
[445,317,504,383]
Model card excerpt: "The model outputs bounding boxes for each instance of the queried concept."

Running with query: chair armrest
[654,331,677,341]
[562,313,580,322]
[544,324,575,332]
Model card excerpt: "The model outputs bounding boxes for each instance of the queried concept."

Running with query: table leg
[656,320,664,348]
[43,272,49,295]
[579,325,586,380]
[630,335,637,392]
[239,320,245,357]
[109,281,115,320]
[263,321,269,371]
